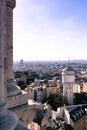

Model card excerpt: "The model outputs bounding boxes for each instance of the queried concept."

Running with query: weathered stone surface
[15,122,28,130]
[5,0,14,90]
[5,0,23,97]
[0,0,6,101]
[6,0,16,9]
[0,0,28,129]
[0,109,18,130]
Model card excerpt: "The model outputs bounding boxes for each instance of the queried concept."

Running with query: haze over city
[13,0,87,61]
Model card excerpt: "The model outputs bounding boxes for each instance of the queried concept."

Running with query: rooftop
[66,104,87,122]
[63,65,74,72]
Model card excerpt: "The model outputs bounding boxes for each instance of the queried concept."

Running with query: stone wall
[8,92,28,108]
[11,103,43,127]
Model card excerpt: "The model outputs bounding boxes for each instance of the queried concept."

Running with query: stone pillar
[0,1,28,130]
[0,0,18,129]
[5,0,21,97]
[0,0,5,102]
[6,0,15,87]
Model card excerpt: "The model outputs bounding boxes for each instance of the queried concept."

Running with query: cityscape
[0,0,87,130]
[13,59,87,129]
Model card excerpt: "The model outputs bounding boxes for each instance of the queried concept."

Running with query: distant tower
[62,65,75,105]
[19,59,24,66]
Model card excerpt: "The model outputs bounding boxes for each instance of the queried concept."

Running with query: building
[62,65,75,105]
[57,104,87,130]
[19,59,24,66]
[64,104,87,130]
[28,84,47,102]
[73,83,80,93]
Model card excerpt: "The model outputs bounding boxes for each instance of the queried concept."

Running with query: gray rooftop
[66,104,87,122]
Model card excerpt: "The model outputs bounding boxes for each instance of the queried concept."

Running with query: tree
[17,80,26,90]
[74,92,87,105]
[14,71,39,87]
[47,93,68,111]
[26,76,35,85]
[14,71,23,78]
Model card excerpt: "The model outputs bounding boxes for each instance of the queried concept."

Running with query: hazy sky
[13,0,87,61]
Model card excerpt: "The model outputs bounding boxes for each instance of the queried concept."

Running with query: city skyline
[13,0,87,61]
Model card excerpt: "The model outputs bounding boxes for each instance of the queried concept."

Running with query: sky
[13,0,87,61]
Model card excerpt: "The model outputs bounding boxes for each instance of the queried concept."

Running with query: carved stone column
[0,1,28,129]
[0,0,18,129]
[6,0,15,87]
[5,0,21,97]
[0,0,6,102]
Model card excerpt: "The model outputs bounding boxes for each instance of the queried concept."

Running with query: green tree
[14,71,23,78]
[26,76,35,85]
[74,92,87,105]
[14,71,39,86]
[47,93,68,111]
[17,80,26,90]
[23,71,28,76]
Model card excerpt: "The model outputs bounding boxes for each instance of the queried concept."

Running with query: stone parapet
[10,103,43,126]
[8,93,28,108]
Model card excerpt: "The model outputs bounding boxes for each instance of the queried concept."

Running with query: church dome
[7,85,22,97]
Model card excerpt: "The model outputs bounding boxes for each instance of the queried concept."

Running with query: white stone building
[28,85,47,102]
[73,83,80,93]
[62,66,75,105]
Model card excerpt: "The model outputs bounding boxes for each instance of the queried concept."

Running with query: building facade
[62,66,75,105]
[28,85,47,102]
